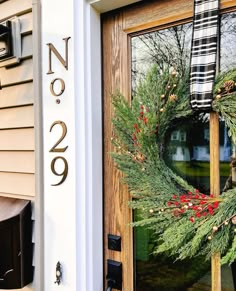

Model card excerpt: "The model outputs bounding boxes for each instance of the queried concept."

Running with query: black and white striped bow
[190,0,220,111]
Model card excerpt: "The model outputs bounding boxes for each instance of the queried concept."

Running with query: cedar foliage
[111,65,236,264]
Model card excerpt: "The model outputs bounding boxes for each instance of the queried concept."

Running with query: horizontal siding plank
[0,106,34,129]
[20,12,33,35]
[0,172,35,196]
[0,0,32,21]
[22,34,33,58]
[0,151,35,173]
[0,192,34,200]
[0,82,33,108]
[0,128,34,150]
[1,59,33,86]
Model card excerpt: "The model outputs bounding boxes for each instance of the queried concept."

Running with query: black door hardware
[54,262,62,285]
[108,234,121,252]
[106,259,122,290]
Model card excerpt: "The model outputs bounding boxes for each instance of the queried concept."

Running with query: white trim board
[88,0,141,13]
[41,1,103,291]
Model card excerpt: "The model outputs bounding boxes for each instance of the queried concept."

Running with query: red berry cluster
[167,189,220,223]
[132,123,139,146]
[132,105,149,146]
[132,105,158,146]
[138,105,149,123]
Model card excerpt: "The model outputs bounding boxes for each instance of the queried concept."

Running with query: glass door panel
[132,14,236,290]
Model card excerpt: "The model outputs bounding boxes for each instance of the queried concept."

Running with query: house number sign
[47,37,71,186]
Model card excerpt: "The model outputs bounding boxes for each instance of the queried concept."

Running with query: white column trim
[41,0,103,290]
[74,2,103,290]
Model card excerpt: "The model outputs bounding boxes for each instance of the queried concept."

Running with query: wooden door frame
[102,1,236,290]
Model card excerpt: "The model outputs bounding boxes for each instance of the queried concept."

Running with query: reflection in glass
[165,118,232,194]
[132,23,192,93]
[132,14,235,291]
[221,12,236,72]
[164,115,210,194]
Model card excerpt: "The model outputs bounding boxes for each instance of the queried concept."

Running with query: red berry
[190,216,195,223]
[213,201,219,208]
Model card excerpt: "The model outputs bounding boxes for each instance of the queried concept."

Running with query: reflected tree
[132,23,192,93]
[221,12,236,71]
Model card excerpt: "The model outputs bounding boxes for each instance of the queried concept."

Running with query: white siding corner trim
[87,0,141,13]
[42,1,102,291]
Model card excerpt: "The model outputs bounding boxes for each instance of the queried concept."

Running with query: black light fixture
[0,21,13,60]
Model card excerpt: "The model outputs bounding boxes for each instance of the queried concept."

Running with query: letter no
[47,37,71,74]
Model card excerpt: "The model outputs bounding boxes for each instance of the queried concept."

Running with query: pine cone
[169,94,178,102]
[136,152,145,162]
[224,80,235,92]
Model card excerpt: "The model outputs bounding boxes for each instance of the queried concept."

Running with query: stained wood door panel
[123,0,236,33]
[103,10,133,291]
[123,0,193,33]
[102,2,194,289]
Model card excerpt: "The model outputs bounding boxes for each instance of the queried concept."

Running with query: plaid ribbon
[190,0,220,111]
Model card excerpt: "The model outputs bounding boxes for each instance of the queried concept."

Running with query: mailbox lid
[0,197,32,289]
[0,197,30,222]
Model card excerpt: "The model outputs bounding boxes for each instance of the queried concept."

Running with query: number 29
[49,121,69,186]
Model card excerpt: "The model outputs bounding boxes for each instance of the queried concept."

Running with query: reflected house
[192,128,210,161]
[171,130,190,161]
[171,125,231,162]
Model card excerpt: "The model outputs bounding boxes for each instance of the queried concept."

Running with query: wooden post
[210,112,221,291]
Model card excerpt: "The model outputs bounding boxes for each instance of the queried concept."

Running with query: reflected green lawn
[172,161,230,177]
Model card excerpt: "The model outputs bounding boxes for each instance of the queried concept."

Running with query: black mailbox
[0,21,13,60]
[0,197,33,289]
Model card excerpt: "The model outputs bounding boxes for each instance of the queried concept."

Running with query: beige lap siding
[0,0,35,290]
[0,83,33,108]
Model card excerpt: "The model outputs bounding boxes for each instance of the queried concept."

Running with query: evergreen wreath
[111,65,236,264]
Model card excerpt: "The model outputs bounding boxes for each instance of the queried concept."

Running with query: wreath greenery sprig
[111,65,236,264]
